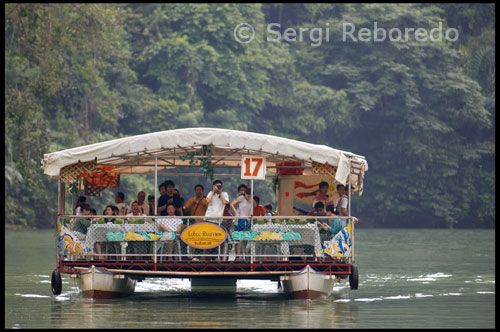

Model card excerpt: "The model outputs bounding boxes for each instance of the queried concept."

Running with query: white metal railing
[56,214,355,263]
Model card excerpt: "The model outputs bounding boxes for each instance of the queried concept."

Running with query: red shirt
[253,205,266,216]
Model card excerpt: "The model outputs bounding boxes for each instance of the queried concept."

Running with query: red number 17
[244,158,263,177]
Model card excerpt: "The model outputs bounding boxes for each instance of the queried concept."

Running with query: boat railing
[56,214,356,264]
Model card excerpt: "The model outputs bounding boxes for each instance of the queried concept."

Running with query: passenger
[158,182,166,195]
[111,205,120,217]
[307,202,327,225]
[174,188,185,210]
[147,195,155,216]
[312,181,336,211]
[157,180,183,216]
[102,205,116,223]
[219,204,234,261]
[100,206,119,258]
[335,184,351,228]
[230,186,251,232]
[92,207,109,259]
[183,184,208,223]
[338,185,358,225]
[72,203,92,240]
[126,201,147,217]
[203,179,230,260]
[114,192,128,215]
[335,184,347,216]
[125,201,147,258]
[73,195,87,215]
[89,208,98,223]
[222,203,234,230]
[264,204,274,223]
[128,191,149,215]
[316,205,341,242]
[156,203,184,258]
[264,204,275,216]
[230,187,255,261]
[252,196,266,217]
[205,179,229,221]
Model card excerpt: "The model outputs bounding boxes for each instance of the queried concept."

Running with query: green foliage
[4,3,494,229]
[178,145,214,179]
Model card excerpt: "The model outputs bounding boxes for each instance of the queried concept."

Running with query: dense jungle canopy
[5,3,495,229]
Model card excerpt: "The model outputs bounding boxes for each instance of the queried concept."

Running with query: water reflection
[47,279,358,329]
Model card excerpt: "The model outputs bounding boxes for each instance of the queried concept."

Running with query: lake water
[5,228,495,329]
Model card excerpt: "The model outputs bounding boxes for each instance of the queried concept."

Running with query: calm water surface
[5,228,495,329]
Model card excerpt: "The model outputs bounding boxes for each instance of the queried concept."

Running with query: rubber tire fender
[349,264,359,290]
[51,269,62,295]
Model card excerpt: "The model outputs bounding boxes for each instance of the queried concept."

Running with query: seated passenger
[102,205,116,223]
[73,195,87,215]
[156,203,184,257]
[126,201,147,217]
[93,207,111,259]
[111,205,120,217]
[89,208,97,222]
[72,203,92,239]
[307,202,326,218]
[127,191,150,215]
[317,205,358,243]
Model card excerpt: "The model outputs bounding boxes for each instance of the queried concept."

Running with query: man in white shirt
[205,179,229,223]
[336,184,348,217]
[126,201,147,217]
[336,184,356,227]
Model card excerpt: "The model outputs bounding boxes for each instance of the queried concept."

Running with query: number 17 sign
[241,156,266,180]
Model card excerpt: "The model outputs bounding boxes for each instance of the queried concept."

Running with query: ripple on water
[406,272,453,282]
[14,293,51,298]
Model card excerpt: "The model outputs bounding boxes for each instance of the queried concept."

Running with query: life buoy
[51,269,62,295]
[349,264,359,290]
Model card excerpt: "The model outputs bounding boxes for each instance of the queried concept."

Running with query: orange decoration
[80,166,120,188]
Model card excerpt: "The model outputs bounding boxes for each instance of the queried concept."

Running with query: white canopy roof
[41,128,367,187]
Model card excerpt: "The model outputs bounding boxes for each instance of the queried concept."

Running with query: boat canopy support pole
[348,157,354,264]
[250,179,254,264]
[58,178,65,215]
[154,157,158,216]
[154,157,158,265]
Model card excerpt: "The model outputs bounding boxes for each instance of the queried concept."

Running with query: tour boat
[43,128,367,299]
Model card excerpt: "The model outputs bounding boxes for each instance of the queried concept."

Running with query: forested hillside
[5,4,495,228]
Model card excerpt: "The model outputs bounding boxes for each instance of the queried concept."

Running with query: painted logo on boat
[180,222,227,249]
